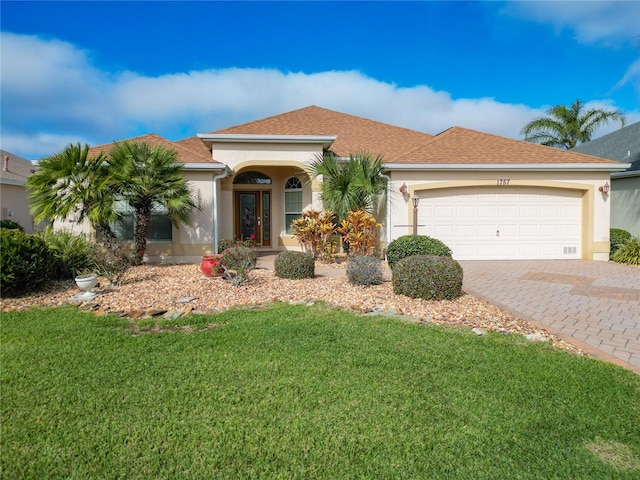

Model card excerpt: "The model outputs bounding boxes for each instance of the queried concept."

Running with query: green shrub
[0,229,56,296]
[611,237,640,265]
[392,254,463,301]
[610,228,632,259]
[0,219,24,231]
[347,255,384,286]
[386,235,452,269]
[221,244,258,286]
[274,251,315,279]
[39,228,97,279]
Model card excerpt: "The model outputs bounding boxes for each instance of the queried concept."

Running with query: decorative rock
[176,296,196,304]
[163,309,185,320]
[125,310,145,319]
[525,333,550,342]
[472,328,488,336]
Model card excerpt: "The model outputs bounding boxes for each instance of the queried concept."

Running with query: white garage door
[419,186,582,260]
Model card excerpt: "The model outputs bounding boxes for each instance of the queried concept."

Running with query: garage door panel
[477,225,496,237]
[498,205,518,217]
[519,205,538,217]
[417,186,582,260]
[456,205,475,217]
[456,225,475,236]
[434,205,454,217]
[541,205,559,217]
[539,224,559,237]
[518,224,538,236]
[477,206,497,217]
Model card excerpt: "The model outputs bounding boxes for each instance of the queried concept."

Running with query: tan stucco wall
[1,184,40,233]
[388,170,612,261]
[611,176,640,237]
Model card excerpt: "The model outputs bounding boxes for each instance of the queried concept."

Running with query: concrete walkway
[459,260,640,374]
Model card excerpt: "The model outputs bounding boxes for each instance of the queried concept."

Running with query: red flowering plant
[220,242,258,286]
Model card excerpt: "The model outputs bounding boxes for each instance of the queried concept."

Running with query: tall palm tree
[108,141,199,258]
[521,99,626,149]
[308,151,387,222]
[27,143,118,241]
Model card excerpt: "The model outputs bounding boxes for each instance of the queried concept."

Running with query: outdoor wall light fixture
[399,182,408,194]
[598,182,610,194]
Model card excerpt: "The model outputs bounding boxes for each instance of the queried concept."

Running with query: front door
[236,191,271,247]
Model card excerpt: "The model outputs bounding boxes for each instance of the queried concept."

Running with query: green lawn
[2,304,639,479]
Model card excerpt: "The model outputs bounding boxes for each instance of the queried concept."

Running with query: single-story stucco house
[0,149,39,232]
[572,121,640,238]
[57,106,629,262]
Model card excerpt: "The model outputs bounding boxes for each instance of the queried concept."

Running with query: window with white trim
[284,177,303,234]
[111,201,172,242]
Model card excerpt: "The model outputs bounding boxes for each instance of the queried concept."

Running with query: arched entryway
[233,171,272,247]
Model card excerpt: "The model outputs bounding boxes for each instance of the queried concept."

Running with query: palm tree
[308,151,387,222]
[521,99,626,149]
[108,141,199,258]
[27,143,119,241]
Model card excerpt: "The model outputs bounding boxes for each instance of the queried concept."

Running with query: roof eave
[197,133,336,148]
[611,170,640,179]
[182,162,229,171]
[384,163,632,172]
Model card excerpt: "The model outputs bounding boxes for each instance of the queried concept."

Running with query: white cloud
[1,32,636,159]
[502,1,640,45]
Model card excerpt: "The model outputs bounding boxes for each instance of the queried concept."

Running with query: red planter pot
[201,254,224,277]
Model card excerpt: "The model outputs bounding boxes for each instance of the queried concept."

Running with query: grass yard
[2,303,639,479]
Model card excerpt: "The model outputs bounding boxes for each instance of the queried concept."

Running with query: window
[233,171,272,184]
[284,177,303,234]
[111,201,172,242]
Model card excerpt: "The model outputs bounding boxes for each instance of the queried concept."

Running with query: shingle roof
[174,136,213,163]
[0,149,36,184]
[572,122,640,172]
[87,133,211,163]
[394,126,622,165]
[213,105,434,161]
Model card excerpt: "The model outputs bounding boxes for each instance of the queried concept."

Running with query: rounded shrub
[610,228,632,259]
[386,235,452,269]
[392,254,463,301]
[275,251,315,279]
[0,229,56,296]
[347,255,384,286]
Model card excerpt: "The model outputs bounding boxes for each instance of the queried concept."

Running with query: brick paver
[460,260,640,375]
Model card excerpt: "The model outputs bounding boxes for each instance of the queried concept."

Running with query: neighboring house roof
[394,126,623,166]
[571,122,640,177]
[212,105,435,161]
[87,133,212,164]
[0,149,36,186]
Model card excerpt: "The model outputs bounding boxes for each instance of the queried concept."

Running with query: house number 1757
[497,179,510,185]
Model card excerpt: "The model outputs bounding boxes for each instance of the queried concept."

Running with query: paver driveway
[459,260,640,374]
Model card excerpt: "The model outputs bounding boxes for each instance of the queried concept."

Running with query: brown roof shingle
[213,105,434,161]
[395,127,622,165]
[87,133,212,163]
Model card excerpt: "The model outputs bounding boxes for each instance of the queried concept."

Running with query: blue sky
[1,1,639,160]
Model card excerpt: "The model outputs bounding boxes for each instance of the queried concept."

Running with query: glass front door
[236,191,270,247]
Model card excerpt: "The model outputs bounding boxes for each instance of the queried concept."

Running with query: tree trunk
[133,204,151,264]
